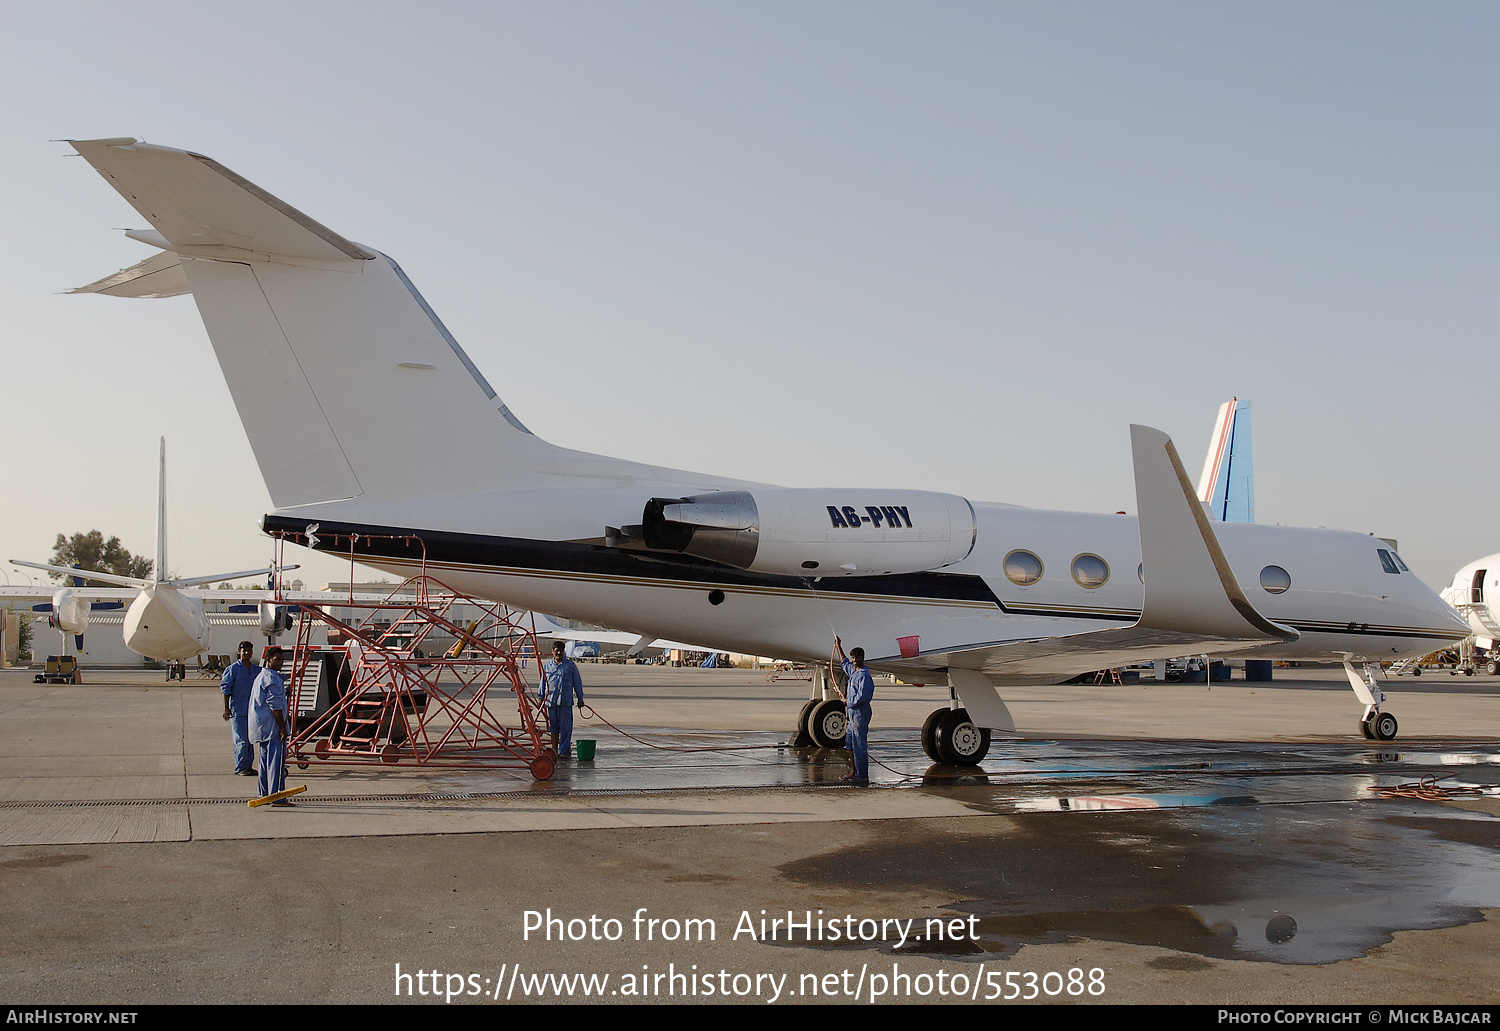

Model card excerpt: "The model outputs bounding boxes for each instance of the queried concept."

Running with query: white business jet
[1441,556,1500,673]
[63,138,1468,757]
[12,438,285,663]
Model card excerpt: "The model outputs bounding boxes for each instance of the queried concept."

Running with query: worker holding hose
[834,635,874,785]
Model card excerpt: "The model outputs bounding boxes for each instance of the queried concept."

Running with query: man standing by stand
[834,635,874,785]
[220,641,260,777]
[249,647,291,805]
[540,640,585,759]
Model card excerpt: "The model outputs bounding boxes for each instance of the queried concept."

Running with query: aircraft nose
[1431,591,1471,636]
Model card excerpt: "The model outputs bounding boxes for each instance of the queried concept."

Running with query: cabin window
[1004,550,1044,586]
[1071,554,1109,589]
[1260,565,1291,594]
[1377,549,1401,575]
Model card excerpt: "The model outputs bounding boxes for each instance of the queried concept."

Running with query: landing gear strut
[1344,660,1398,742]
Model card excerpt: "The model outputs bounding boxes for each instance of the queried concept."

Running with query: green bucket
[576,739,596,762]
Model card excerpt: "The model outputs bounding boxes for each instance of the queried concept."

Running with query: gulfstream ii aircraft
[64,138,1468,761]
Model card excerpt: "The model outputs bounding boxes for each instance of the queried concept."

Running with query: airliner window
[1377,549,1401,575]
[1391,551,1410,572]
[1071,554,1109,589]
[1004,550,1043,586]
[1260,565,1291,594]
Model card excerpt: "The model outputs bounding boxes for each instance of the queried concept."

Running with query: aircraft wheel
[1370,711,1399,742]
[793,699,818,747]
[808,699,848,749]
[530,754,555,781]
[921,708,947,762]
[1487,660,1498,676]
[934,708,991,766]
[1359,717,1374,740]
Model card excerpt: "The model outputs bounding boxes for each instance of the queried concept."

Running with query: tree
[48,531,152,583]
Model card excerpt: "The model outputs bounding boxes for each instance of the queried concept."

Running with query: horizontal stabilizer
[68,139,374,261]
[70,251,189,298]
[9,560,145,589]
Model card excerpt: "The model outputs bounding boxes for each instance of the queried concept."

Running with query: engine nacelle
[259,602,294,637]
[636,488,976,576]
[48,589,90,635]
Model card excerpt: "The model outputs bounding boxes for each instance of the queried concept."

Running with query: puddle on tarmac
[774,802,1500,965]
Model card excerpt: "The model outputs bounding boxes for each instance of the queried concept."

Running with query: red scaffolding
[280,568,556,780]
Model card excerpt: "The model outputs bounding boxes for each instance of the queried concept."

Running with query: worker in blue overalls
[834,635,874,785]
[248,647,291,804]
[539,640,585,758]
[220,641,261,776]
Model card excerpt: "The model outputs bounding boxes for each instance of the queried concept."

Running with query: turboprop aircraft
[12,438,285,664]
[63,138,1469,759]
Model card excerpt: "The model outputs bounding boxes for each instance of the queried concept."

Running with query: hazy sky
[2,2,1494,591]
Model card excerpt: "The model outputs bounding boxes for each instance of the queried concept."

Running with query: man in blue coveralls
[249,647,292,805]
[220,641,261,776]
[539,640,585,758]
[834,635,874,785]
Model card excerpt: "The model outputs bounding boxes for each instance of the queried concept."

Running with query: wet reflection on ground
[773,802,1500,965]
[456,729,1500,966]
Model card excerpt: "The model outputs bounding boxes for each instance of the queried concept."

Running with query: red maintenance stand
[281,572,556,780]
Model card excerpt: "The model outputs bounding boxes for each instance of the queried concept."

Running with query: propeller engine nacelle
[627,488,977,576]
[259,603,294,637]
[48,589,90,635]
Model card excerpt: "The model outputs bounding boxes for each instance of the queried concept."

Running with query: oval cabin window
[1004,550,1044,586]
[1071,554,1109,589]
[1260,565,1291,594]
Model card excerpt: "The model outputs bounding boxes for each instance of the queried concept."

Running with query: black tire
[1411,666,1422,677]
[1359,717,1374,740]
[808,699,848,749]
[921,708,947,762]
[1370,711,1398,741]
[934,708,991,766]
[1486,660,1498,676]
[792,699,818,747]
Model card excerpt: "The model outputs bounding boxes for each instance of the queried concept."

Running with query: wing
[883,424,1296,685]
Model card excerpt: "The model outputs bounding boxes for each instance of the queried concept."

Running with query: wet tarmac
[1,666,1497,1003]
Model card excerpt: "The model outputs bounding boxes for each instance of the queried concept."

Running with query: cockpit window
[1377,549,1401,575]
[1391,551,1410,572]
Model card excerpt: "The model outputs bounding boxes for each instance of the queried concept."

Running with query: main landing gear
[792,666,851,749]
[797,697,849,749]
[791,666,994,767]
[921,707,991,766]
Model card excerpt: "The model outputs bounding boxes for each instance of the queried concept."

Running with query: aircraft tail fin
[154,437,167,585]
[69,138,616,511]
[1195,398,1254,522]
